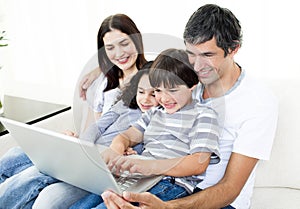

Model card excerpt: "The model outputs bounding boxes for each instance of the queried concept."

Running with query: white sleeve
[232,84,279,160]
[86,73,107,113]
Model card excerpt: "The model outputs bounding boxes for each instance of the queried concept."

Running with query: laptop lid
[0,117,141,195]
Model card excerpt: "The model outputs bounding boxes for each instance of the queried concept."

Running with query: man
[101,4,278,209]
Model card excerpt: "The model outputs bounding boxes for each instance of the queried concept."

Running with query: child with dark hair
[79,62,155,147]
[79,48,221,209]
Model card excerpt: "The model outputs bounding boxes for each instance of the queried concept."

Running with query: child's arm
[110,126,143,154]
[101,126,143,165]
[153,152,211,176]
[111,152,211,177]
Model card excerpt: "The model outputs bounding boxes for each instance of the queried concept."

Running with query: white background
[0,0,299,105]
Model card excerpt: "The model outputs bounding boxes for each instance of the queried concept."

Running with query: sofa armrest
[32,109,75,132]
[0,109,74,158]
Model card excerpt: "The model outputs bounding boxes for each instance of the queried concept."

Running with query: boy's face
[136,74,158,112]
[154,84,193,114]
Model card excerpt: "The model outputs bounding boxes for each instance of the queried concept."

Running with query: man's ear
[228,44,240,57]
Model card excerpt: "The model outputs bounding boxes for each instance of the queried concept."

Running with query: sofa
[0,78,300,208]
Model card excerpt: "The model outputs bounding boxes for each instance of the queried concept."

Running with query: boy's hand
[101,148,122,165]
[124,147,137,155]
[109,156,155,176]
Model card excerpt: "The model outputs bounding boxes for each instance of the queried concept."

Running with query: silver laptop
[0,117,163,195]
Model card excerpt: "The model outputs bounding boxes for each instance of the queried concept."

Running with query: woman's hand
[62,130,78,138]
[79,67,101,100]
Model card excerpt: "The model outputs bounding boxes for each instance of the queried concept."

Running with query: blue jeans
[0,166,59,209]
[0,147,56,208]
[0,147,33,183]
[69,179,189,209]
[222,206,235,209]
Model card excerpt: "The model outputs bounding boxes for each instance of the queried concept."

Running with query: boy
[96,48,220,208]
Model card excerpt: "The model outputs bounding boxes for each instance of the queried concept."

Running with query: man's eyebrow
[186,49,216,56]
[185,49,194,54]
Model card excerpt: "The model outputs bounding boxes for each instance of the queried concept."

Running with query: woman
[82,13,147,130]
[0,14,148,209]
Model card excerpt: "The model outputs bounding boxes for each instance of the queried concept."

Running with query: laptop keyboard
[114,172,143,192]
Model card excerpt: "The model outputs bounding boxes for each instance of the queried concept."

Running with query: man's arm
[165,152,258,208]
[102,152,258,209]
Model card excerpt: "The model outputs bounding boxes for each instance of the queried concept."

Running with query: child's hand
[110,156,155,176]
[124,147,137,155]
[62,130,78,138]
[101,148,122,165]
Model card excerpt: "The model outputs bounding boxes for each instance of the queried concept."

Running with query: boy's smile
[154,84,194,114]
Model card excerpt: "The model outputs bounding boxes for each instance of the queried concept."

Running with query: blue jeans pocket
[147,179,189,201]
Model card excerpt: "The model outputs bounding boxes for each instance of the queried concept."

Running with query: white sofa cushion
[254,79,300,189]
[251,79,300,208]
[251,187,300,209]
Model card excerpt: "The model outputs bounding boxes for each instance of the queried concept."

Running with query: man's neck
[203,63,241,99]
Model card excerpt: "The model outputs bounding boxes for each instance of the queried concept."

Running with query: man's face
[185,37,233,86]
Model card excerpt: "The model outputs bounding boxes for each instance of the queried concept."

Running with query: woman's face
[103,29,138,72]
[136,74,159,112]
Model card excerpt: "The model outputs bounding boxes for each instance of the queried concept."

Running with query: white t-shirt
[86,73,121,115]
[192,70,278,208]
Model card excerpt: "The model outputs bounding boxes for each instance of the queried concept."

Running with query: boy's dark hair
[149,49,198,89]
[183,4,242,57]
[119,61,153,109]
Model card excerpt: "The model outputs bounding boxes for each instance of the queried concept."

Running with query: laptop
[0,117,163,195]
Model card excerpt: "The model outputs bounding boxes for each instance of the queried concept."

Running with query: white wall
[0,0,299,105]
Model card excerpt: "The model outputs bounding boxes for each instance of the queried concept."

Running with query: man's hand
[79,67,101,100]
[102,191,168,209]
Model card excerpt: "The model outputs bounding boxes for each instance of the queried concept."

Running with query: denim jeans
[32,182,89,209]
[0,147,33,184]
[222,206,235,209]
[0,166,59,209]
[69,193,103,209]
[69,179,189,209]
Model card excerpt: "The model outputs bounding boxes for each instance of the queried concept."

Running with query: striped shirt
[132,99,220,193]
